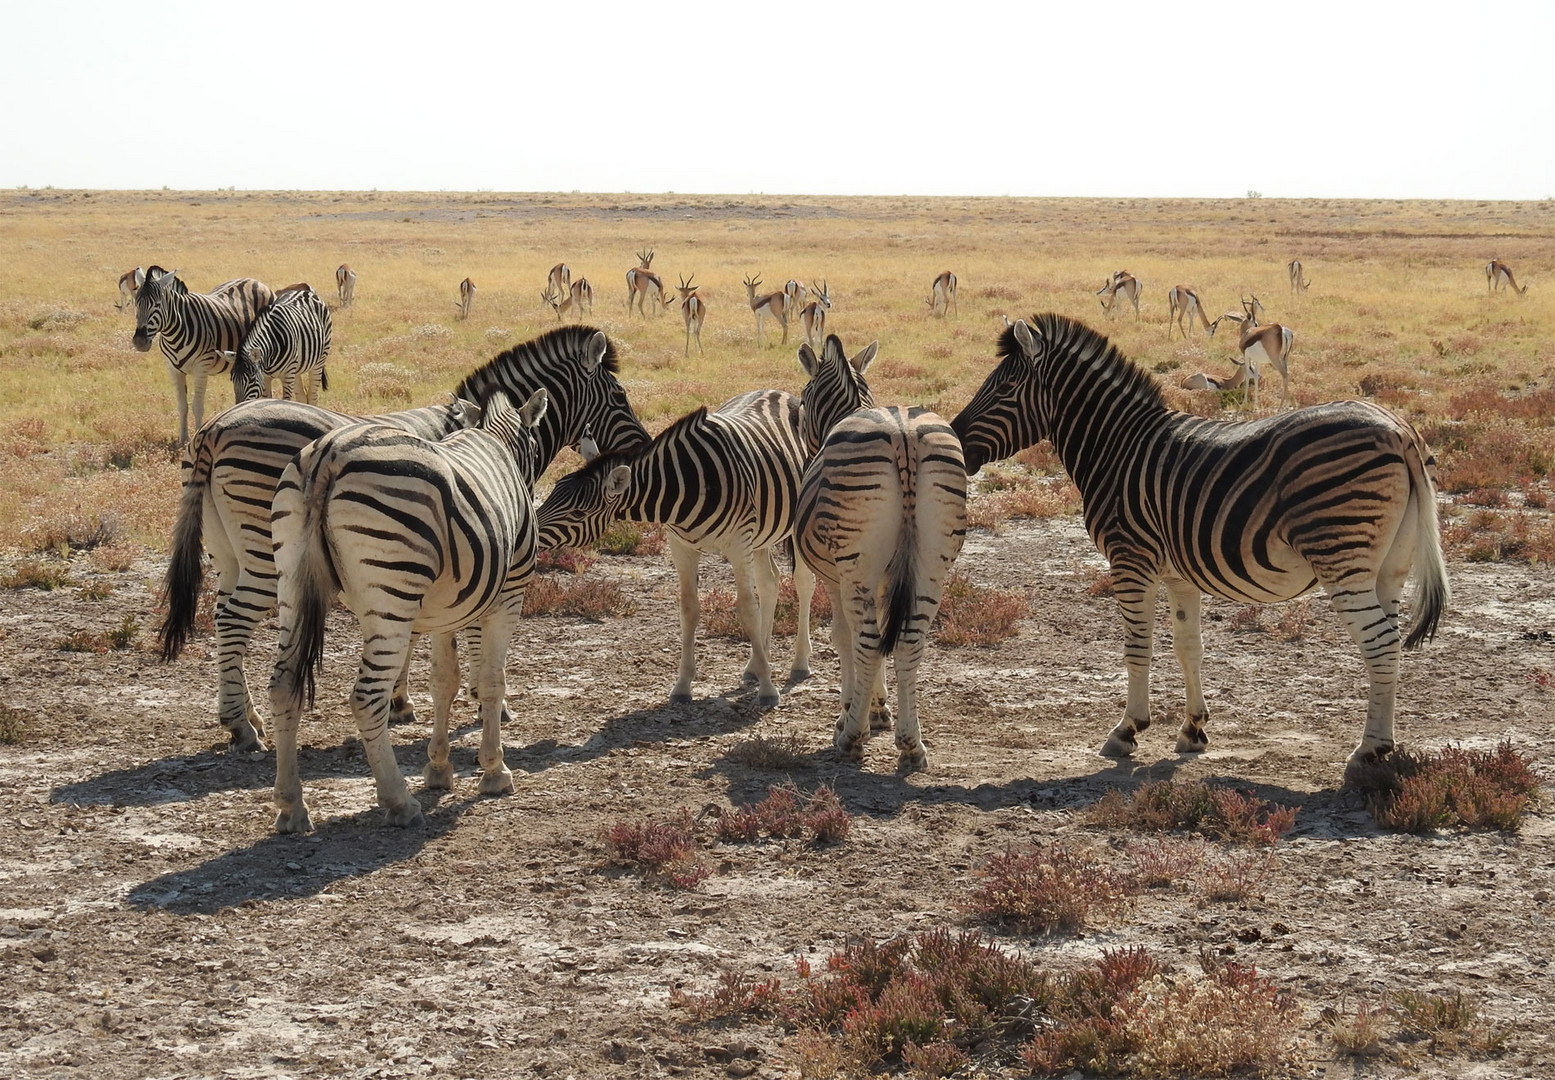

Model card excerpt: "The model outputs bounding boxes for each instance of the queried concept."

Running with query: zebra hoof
[384,802,426,828]
[788,665,811,682]
[757,691,781,708]
[1343,744,1394,783]
[668,690,693,705]
[1100,731,1138,758]
[229,726,266,754]
[423,761,456,791]
[897,747,928,772]
[1175,729,1209,754]
[479,766,515,797]
[388,698,417,727]
[274,804,313,835]
[868,706,893,733]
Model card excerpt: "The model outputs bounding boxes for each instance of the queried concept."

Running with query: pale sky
[5,0,1551,199]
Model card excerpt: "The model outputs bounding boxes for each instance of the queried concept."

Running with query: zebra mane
[569,406,709,481]
[455,325,620,401]
[143,265,186,296]
[1002,313,1168,411]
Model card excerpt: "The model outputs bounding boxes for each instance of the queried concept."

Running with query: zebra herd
[151,308,1448,833]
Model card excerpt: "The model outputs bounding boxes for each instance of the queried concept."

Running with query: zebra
[132,266,275,446]
[537,390,816,707]
[269,389,549,833]
[950,313,1449,776]
[157,325,652,751]
[794,335,968,770]
[335,264,356,306]
[228,283,333,404]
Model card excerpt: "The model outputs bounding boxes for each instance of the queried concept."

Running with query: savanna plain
[0,190,1552,1079]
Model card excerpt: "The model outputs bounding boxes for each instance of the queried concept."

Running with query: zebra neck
[1046,392,1172,504]
[616,441,720,530]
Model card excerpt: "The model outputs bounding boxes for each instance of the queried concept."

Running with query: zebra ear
[1012,319,1040,360]
[518,388,549,429]
[579,433,601,463]
[850,340,879,375]
[453,397,484,427]
[797,343,820,378]
[821,334,846,366]
[582,331,608,373]
[605,465,632,499]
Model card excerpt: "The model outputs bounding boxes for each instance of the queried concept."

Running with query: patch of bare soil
[1,517,1551,1079]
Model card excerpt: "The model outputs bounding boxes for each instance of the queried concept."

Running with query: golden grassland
[0,189,1551,557]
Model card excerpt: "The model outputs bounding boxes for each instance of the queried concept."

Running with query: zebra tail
[877,505,917,658]
[157,439,213,661]
[282,472,341,711]
[320,365,329,392]
[1402,441,1450,650]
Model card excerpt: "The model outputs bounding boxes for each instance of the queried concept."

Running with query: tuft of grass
[1197,848,1278,903]
[77,580,115,601]
[521,574,636,619]
[726,732,810,771]
[702,577,832,641]
[57,614,140,654]
[931,571,1029,647]
[967,474,1082,531]
[1,558,71,590]
[1126,837,1208,888]
[1350,740,1541,832]
[965,842,1135,933]
[602,808,710,890]
[534,546,597,574]
[1088,780,1297,845]
[0,703,30,745]
[596,521,665,556]
[1393,989,1510,1057]
[25,510,122,555]
[1322,998,1387,1058]
[1074,563,1114,597]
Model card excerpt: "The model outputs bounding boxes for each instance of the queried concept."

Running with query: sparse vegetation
[0,703,28,744]
[1088,780,1298,845]
[56,614,139,654]
[1,557,70,590]
[711,784,851,845]
[1349,740,1541,831]
[1393,989,1509,1057]
[965,842,1134,933]
[521,572,636,619]
[931,571,1029,646]
[726,733,810,771]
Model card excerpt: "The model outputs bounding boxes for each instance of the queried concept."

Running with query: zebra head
[951,318,1049,475]
[534,454,634,552]
[796,334,878,456]
[131,265,182,351]
[481,388,550,488]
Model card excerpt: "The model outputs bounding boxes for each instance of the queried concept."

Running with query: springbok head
[677,273,698,300]
[636,248,655,269]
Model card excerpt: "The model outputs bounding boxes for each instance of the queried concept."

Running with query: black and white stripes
[951,313,1448,772]
[230,284,333,404]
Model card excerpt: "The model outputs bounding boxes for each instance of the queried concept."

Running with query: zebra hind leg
[1163,579,1210,753]
[1101,575,1161,757]
[889,632,929,772]
[349,618,424,827]
[389,634,418,725]
[789,551,815,681]
[1327,580,1403,778]
[472,610,517,796]
[835,583,884,761]
[422,633,460,791]
[668,537,702,704]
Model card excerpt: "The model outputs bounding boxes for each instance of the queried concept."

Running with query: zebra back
[232,284,333,402]
[132,267,274,374]
[452,325,649,473]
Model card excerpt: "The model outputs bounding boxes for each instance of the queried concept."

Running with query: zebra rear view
[795,336,969,770]
[952,313,1449,777]
[268,389,549,834]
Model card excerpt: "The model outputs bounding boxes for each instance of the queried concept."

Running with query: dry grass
[1088,779,1298,845]
[0,702,29,745]
[725,733,810,771]
[1349,740,1541,831]
[520,573,636,619]
[931,571,1029,646]
[964,842,1135,934]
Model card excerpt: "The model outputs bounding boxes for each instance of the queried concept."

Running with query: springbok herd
[115,247,1528,833]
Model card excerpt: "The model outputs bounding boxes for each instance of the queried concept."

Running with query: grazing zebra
[1485,259,1527,295]
[794,335,968,770]
[132,266,275,445]
[951,314,1449,776]
[158,325,651,751]
[458,276,476,319]
[537,390,815,707]
[269,389,549,833]
[335,264,356,306]
[229,283,333,404]
[116,266,145,311]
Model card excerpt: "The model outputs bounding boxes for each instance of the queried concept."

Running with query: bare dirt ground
[1,516,1552,1079]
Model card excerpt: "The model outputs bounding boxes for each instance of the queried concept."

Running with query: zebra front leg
[790,552,815,680]
[472,610,516,795]
[1101,574,1161,757]
[350,619,423,827]
[1326,582,1403,777]
[422,633,460,791]
[1163,578,1210,752]
[190,370,210,441]
[668,537,702,703]
[461,624,484,702]
[268,611,310,834]
[167,361,191,446]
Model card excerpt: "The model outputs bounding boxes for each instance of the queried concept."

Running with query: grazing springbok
[799,281,832,346]
[1226,295,1292,410]
[927,270,957,318]
[785,279,809,314]
[677,274,706,356]
[1097,270,1141,320]
[457,277,476,320]
[335,264,356,307]
[547,263,571,303]
[116,267,145,311]
[1167,285,1215,340]
[744,273,791,346]
[626,248,669,317]
[1486,259,1528,295]
[1287,259,1309,295]
[543,278,593,322]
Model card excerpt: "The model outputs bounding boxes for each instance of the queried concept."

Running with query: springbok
[335,264,356,307]
[677,274,706,356]
[743,273,790,346]
[1287,259,1309,295]
[626,248,669,317]
[543,278,593,322]
[1228,295,1292,410]
[116,266,145,311]
[1167,285,1214,340]
[927,271,957,318]
[799,281,831,346]
[1486,259,1528,295]
[547,263,571,304]
[785,279,809,314]
[457,277,476,320]
[1097,270,1141,320]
